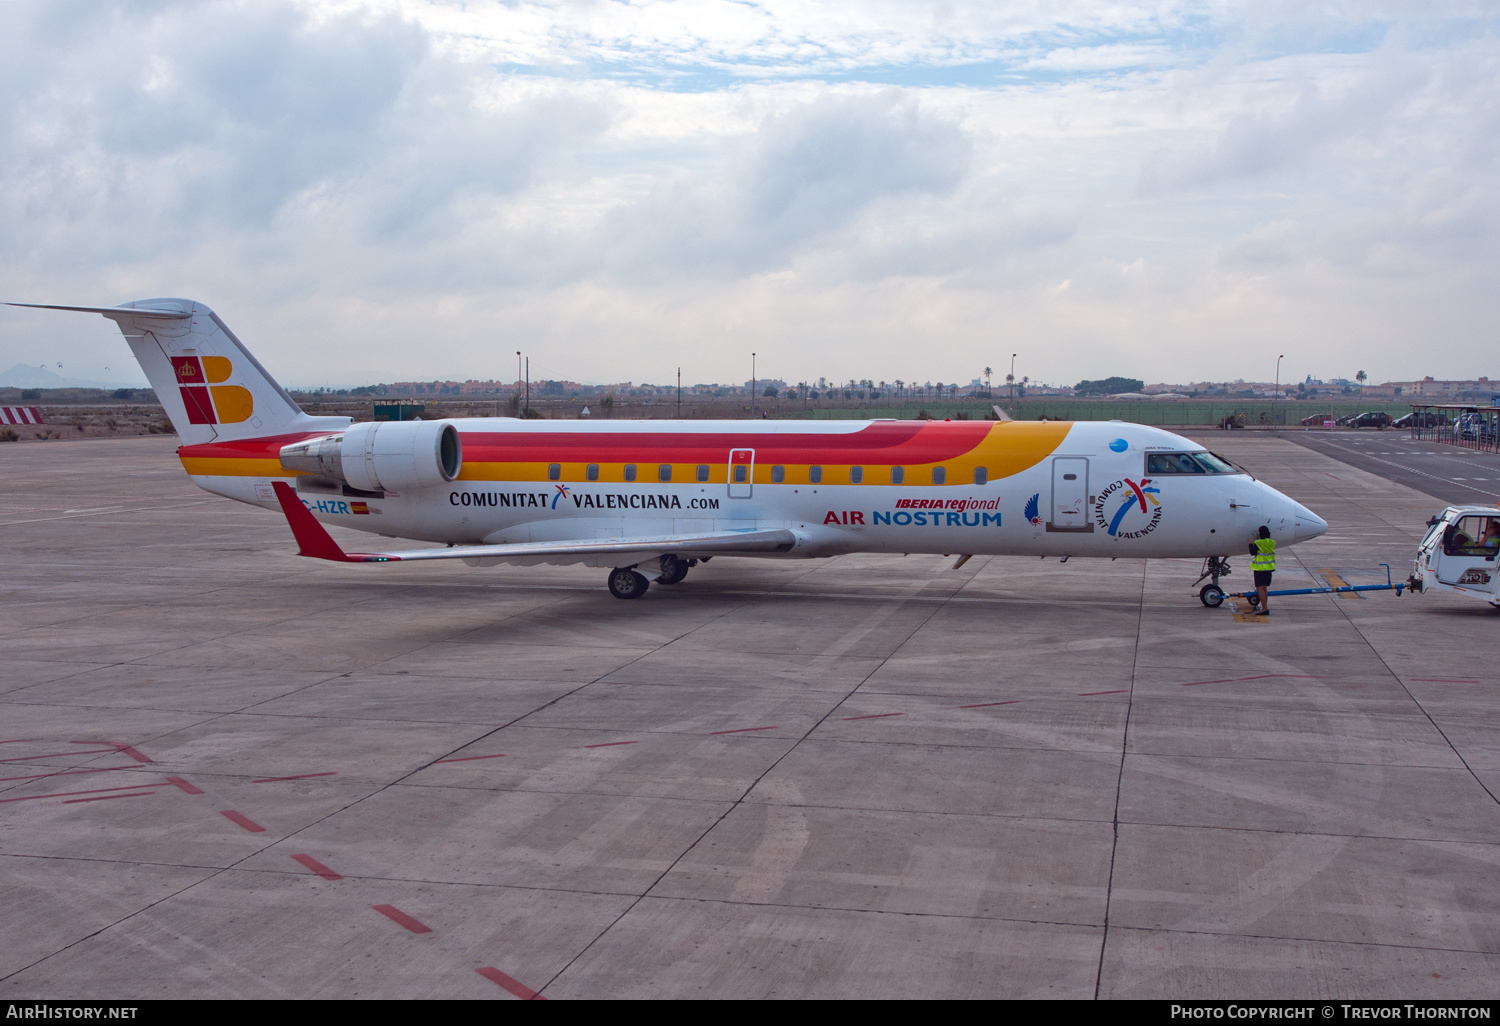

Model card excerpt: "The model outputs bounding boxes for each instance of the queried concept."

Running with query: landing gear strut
[657,555,691,585]
[608,567,650,600]
[1195,555,1233,608]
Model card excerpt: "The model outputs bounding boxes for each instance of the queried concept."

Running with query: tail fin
[6,298,349,445]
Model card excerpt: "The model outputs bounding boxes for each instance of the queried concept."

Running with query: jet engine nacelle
[279,420,462,493]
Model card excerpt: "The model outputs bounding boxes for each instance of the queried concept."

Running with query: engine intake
[280,421,462,493]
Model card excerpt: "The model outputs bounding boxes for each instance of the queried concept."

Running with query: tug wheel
[1199,585,1225,608]
[608,568,650,600]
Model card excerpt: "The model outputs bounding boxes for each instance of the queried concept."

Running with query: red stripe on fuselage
[177,432,337,462]
[458,421,993,465]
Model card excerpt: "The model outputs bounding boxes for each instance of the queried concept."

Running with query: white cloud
[0,0,1497,390]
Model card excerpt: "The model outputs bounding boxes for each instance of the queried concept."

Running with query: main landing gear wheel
[1199,584,1225,608]
[608,568,650,600]
[657,555,689,585]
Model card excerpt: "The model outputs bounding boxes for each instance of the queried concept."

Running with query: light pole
[516,352,521,416]
[1010,353,1017,412]
[1274,354,1284,432]
[751,352,756,418]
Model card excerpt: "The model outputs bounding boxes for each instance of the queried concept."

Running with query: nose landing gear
[1195,555,1233,607]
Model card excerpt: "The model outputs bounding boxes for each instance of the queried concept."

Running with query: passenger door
[728,448,754,499]
[1049,457,1090,531]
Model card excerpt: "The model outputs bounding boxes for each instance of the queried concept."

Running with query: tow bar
[1199,563,1405,608]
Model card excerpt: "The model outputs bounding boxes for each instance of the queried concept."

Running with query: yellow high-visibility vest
[1252,537,1276,571]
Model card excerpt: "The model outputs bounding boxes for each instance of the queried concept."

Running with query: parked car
[1393,411,1449,429]
[1300,414,1336,427]
[1337,411,1392,429]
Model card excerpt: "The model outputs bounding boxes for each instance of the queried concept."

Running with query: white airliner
[9,298,1328,601]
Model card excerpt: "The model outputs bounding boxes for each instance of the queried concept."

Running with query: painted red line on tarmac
[75,741,153,764]
[0,748,120,763]
[957,701,1022,709]
[372,904,431,934]
[251,772,338,782]
[63,791,157,804]
[0,765,142,783]
[1079,690,1129,696]
[433,754,507,764]
[1,739,32,744]
[1413,678,1482,683]
[292,854,343,881]
[477,967,546,1000]
[165,776,203,794]
[842,713,905,720]
[709,726,781,735]
[584,741,638,748]
[477,966,549,996]
[1,782,170,803]
[220,810,266,833]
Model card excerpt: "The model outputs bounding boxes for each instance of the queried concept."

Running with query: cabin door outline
[1048,456,1092,532]
[728,448,754,498]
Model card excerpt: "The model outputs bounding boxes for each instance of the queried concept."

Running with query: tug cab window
[1444,516,1500,558]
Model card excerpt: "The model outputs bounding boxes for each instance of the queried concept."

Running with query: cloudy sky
[0,0,1495,389]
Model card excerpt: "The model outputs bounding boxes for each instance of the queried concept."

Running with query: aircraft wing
[271,482,795,565]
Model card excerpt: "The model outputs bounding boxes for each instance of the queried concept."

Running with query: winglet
[272,481,355,562]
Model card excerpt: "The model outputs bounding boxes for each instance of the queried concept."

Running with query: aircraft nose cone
[1294,505,1328,542]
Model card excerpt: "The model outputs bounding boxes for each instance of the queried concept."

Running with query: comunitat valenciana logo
[1094,478,1162,538]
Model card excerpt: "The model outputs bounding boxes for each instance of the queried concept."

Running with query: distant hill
[0,363,147,389]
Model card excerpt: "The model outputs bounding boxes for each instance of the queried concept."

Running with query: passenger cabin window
[1147,451,1240,475]
[697,464,709,482]
[932,467,946,485]
[1445,516,1500,558]
[733,464,748,483]
[850,466,863,484]
[586,464,599,481]
[772,465,785,483]
[548,463,561,481]
[891,467,905,484]
[974,467,988,485]
[624,464,637,482]
[659,464,672,482]
[809,466,823,484]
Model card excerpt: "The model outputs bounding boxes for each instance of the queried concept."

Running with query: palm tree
[984,367,992,391]
[1356,370,1368,387]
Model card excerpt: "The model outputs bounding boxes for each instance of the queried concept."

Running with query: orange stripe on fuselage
[177,432,325,478]
[176,421,1074,484]
[456,421,1070,484]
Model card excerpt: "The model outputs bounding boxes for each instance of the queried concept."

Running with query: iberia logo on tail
[168,355,253,426]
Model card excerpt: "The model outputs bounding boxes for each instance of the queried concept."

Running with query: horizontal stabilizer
[270,483,796,565]
[6,302,191,319]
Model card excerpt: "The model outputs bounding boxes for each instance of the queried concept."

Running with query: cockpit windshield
[1146,451,1242,475]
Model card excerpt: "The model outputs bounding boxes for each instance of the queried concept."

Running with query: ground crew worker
[1249,525,1276,615]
